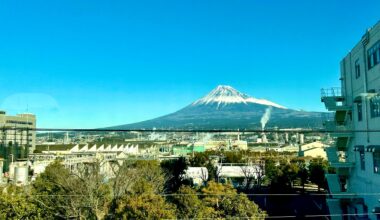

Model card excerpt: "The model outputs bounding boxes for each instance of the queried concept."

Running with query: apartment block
[322,20,380,219]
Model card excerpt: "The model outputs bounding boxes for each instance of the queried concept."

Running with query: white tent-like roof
[69,144,79,153]
[88,144,97,152]
[79,144,89,152]
[104,145,112,151]
[117,145,124,151]
[97,145,104,152]
[111,145,118,152]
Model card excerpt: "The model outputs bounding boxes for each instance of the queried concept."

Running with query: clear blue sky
[0,0,379,128]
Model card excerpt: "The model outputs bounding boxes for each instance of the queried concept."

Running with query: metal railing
[321,87,343,98]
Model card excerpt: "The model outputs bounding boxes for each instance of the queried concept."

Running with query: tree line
[0,150,329,219]
[0,158,266,219]
[189,150,329,193]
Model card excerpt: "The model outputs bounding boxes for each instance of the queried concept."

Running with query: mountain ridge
[111,85,326,130]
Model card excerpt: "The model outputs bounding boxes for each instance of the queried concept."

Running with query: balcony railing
[323,121,353,138]
[325,146,355,172]
[321,87,343,98]
[324,120,351,132]
[321,88,350,111]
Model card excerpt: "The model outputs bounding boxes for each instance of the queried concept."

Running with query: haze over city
[1,0,379,129]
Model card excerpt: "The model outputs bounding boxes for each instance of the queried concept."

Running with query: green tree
[32,160,112,219]
[291,158,309,190]
[309,157,328,191]
[0,185,41,219]
[190,152,209,167]
[264,158,281,184]
[172,185,215,219]
[206,161,220,182]
[161,157,189,192]
[113,179,176,219]
[280,160,299,187]
[201,181,266,219]
[134,160,166,193]
[223,151,244,164]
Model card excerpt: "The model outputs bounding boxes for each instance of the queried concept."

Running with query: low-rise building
[298,141,327,159]
[183,167,208,185]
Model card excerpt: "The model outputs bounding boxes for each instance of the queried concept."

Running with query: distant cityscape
[0,108,330,184]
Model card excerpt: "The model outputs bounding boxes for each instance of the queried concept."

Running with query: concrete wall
[0,112,36,153]
[340,20,380,219]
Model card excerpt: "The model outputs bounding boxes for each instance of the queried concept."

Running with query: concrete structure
[0,111,36,173]
[261,133,268,143]
[298,141,327,159]
[217,165,262,179]
[8,161,29,185]
[321,21,380,219]
[14,165,29,186]
[172,145,205,156]
[299,133,305,144]
[27,145,135,182]
[217,165,263,188]
[0,111,36,151]
[231,140,248,150]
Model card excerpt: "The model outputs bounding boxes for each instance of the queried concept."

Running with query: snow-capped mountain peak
[192,85,287,109]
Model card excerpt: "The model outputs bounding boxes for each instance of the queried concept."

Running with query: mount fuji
[112,85,326,130]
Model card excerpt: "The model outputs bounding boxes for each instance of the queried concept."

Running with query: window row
[357,150,380,174]
[5,120,34,125]
[368,40,380,70]
[353,41,380,79]
[374,151,380,174]
[370,96,380,118]
[356,96,380,121]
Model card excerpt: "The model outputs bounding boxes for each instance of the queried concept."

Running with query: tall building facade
[322,20,380,219]
[0,111,36,172]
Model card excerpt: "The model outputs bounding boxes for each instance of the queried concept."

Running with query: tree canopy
[0,158,266,219]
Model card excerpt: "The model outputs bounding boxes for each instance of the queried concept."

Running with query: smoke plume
[260,107,272,130]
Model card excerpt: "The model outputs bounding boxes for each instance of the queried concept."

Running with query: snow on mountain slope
[192,85,287,109]
[110,85,327,129]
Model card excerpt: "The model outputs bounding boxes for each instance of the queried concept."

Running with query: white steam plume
[260,107,272,130]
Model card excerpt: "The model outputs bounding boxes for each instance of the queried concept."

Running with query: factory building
[0,111,36,172]
[321,20,380,219]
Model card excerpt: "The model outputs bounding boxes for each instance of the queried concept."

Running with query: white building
[322,20,380,219]
[299,141,327,159]
[217,165,262,179]
[183,167,208,186]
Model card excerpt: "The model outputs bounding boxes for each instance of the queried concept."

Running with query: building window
[360,150,365,170]
[370,96,380,118]
[368,41,380,70]
[355,59,361,78]
[374,152,380,174]
[357,102,363,121]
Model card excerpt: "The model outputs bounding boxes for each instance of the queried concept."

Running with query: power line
[3,127,380,133]
[28,192,380,197]
[165,212,380,220]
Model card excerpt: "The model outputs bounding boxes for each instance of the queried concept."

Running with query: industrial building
[322,20,380,219]
[0,111,36,172]
[298,141,327,159]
